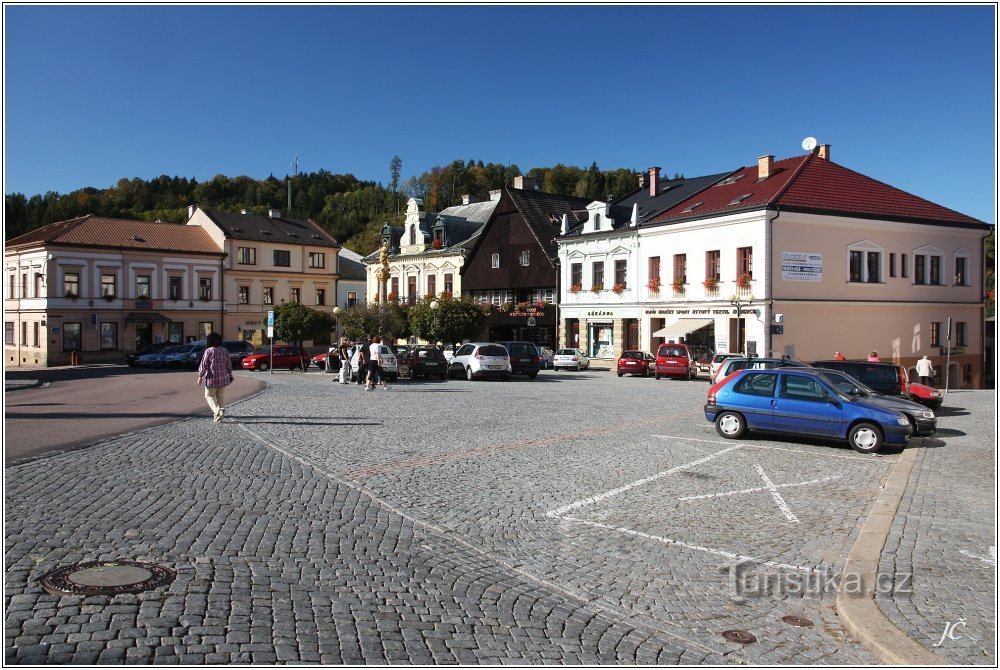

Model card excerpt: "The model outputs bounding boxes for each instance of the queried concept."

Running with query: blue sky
[4,4,996,224]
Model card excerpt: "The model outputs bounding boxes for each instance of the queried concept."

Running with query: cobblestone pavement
[876,389,997,665]
[5,369,989,665]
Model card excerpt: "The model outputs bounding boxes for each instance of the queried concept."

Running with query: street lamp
[730,294,755,356]
[332,306,342,341]
[430,300,440,347]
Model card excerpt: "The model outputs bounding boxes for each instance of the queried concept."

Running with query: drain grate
[720,629,757,644]
[781,615,814,627]
[38,560,176,596]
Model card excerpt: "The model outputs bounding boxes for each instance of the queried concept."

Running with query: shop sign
[587,310,615,317]
[781,251,823,282]
[645,308,733,315]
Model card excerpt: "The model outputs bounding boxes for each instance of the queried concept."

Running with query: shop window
[168,322,183,343]
[100,323,118,350]
[589,323,614,359]
[63,322,82,352]
[198,322,213,340]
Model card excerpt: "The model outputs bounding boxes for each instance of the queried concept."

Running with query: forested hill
[4,159,642,255]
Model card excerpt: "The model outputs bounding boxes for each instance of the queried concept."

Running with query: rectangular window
[35,273,43,296]
[427,275,436,298]
[33,322,39,347]
[136,275,151,298]
[391,278,399,298]
[901,253,908,278]
[238,286,250,304]
[168,322,183,343]
[198,322,213,340]
[9,274,16,299]
[520,250,530,266]
[491,253,500,269]
[407,276,417,305]
[737,247,753,278]
[866,252,881,283]
[673,254,687,285]
[63,322,82,352]
[290,288,301,303]
[347,291,358,307]
[21,273,27,298]
[199,278,212,300]
[849,250,864,282]
[101,273,116,297]
[169,276,182,300]
[649,256,661,284]
[706,250,720,281]
[929,255,941,285]
[100,322,118,350]
[955,257,967,286]
[614,259,627,287]
[263,287,274,305]
[956,321,967,346]
[64,272,80,297]
[889,253,896,278]
[5,321,13,345]
[273,250,291,267]
[592,261,605,289]
[930,321,941,347]
[571,263,583,288]
[316,288,326,306]
[444,273,453,294]
[21,321,27,345]
[309,252,325,269]
[914,254,926,284]
[237,247,256,265]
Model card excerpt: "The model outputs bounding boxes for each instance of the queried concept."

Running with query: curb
[836,444,951,665]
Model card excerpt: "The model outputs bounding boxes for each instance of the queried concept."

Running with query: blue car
[705,367,936,453]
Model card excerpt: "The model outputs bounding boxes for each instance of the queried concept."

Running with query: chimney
[461,194,479,205]
[816,144,831,160]
[648,167,661,197]
[489,189,502,201]
[268,209,281,219]
[187,205,195,220]
[513,175,534,190]
[630,203,639,227]
[560,213,569,236]
[758,155,774,180]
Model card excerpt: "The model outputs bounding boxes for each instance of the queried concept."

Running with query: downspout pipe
[766,205,781,357]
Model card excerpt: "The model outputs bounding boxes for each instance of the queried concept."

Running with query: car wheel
[848,422,884,454]
[259,361,269,372]
[617,372,623,377]
[715,411,746,439]
[466,366,474,381]
[528,372,538,379]
[654,373,660,380]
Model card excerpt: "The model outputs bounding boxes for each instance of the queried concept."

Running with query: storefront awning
[651,317,714,339]
[124,312,170,323]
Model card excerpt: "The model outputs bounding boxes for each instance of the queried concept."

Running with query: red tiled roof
[5,215,223,254]
[650,153,986,227]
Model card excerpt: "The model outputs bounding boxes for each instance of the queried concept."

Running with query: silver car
[553,348,590,371]
[349,343,399,381]
[448,343,511,381]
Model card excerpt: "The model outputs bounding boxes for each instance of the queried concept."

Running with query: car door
[772,372,843,436]
[728,371,777,430]
[451,344,473,373]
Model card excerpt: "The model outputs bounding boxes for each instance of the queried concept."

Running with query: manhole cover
[38,560,175,596]
[781,615,814,627]
[720,629,757,644]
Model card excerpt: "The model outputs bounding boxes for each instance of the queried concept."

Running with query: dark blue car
[705,367,936,453]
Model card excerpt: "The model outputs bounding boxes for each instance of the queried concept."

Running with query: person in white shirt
[915,355,935,386]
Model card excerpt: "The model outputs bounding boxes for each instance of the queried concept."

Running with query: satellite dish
[801,137,818,151]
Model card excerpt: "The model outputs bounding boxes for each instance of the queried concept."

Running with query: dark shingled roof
[337,247,368,280]
[5,215,223,255]
[200,209,340,248]
[503,188,592,261]
[614,172,733,224]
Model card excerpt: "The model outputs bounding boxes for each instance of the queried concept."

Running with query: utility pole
[287,154,299,213]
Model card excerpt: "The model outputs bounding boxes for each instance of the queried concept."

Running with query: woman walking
[197,332,234,422]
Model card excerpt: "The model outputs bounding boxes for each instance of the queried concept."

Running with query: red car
[654,343,698,380]
[617,351,655,377]
[241,346,311,372]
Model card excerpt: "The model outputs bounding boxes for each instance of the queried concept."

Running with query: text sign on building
[781,252,823,282]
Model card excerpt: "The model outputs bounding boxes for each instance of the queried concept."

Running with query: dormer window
[491,253,500,269]
[593,213,601,231]
[716,174,745,186]
[728,193,753,205]
[409,225,416,246]
[682,201,703,213]
[520,250,530,266]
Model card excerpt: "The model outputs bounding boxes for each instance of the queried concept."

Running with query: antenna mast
[287,154,299,212]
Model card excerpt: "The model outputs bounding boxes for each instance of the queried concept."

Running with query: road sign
[267,310,275,327]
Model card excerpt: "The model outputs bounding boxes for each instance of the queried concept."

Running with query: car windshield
[556,349,576,356]
[478,345,507,357]
[621,352,642,359]
[658,347,686,357]
[818,370,878,399]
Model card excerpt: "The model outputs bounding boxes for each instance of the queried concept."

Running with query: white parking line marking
[546,445,742,518]
[678,474,843,501]
[754,464,799,523]
[959,546,996,566]
[652,435,893,463]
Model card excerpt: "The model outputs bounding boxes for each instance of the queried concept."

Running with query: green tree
[337,302,409,342]
[407,295,487,348]
[274,302,335,346]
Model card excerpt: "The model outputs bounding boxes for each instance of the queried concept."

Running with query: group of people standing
[334,334,390,391]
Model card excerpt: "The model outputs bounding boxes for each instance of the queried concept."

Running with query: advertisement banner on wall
[781,252,823,281]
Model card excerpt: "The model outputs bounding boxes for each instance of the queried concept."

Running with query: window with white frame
[913,246,944,285]
[491,253,500,269]
[520,250,530,266]
[136,275,151,298]
[954,251,970,286]
[847,241,883,283]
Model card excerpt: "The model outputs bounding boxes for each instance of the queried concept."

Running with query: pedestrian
[337,336,352,384]
[915,354,935,386]
[368,335,388,390]
[197,331,233,422]
[867,351,881,362]
[834,351,846,361]
[356,335,371,385]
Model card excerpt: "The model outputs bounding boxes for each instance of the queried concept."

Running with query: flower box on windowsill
[612,283,626,295]
[736,273,753,290]
[64,291,78,300]
[103,294,116,302]
[591,285,604,294]
[671,281,685,294]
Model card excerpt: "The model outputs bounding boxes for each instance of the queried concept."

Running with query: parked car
[713,356,810,383]
[126,342,169,367]
[241,346,312,372]
[494,341,541,379]
[810,359,943,410]
[553,348,590,371]
[536,345,555,369]
[164,343,200,368]
[818,369,938,437]
[443,345,456,364]
[136,344,182,368]
[348,343,399,381]
[709,353,739,380]
[448,343,511,380]
[654,343,698,380]
[687,345,716,373]
[399,346,448,379]
[179,339,255,369]
[705,367,936,453]
[617,350,656,377]
[311,351,342,372]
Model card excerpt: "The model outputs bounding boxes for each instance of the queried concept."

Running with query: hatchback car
[448,343,511,380]
[179,339,255,369]
[311,351,343,372]
[241,346,312,372]
[126,342,169,367]
[811,359,943,410]
[494,341,541,379]
[617,351,655,377]
[654,343,698,380]
[713,356,810,383]
[705,367,935,453]
[709,353,739,380]
[400,346,449,379]
[348,344,399,381]
[136,344,182,368]
[553,348,590,371]
[536,345,555,369]
[164,343,200,368]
